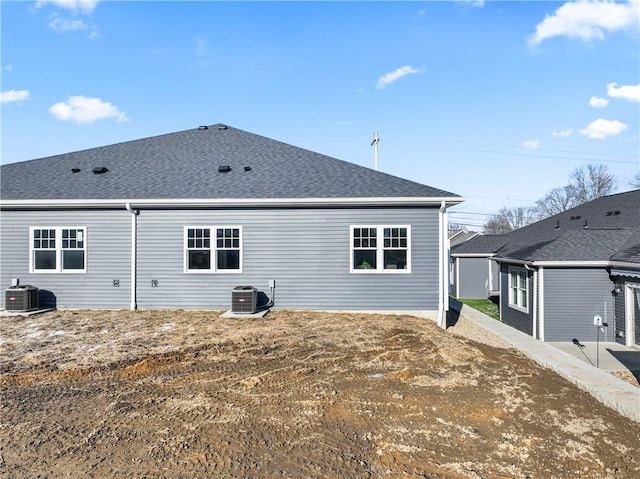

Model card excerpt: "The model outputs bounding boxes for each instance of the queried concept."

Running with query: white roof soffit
[1,196,465,210]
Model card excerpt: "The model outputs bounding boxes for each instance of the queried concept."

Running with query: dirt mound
[1,310,639,478]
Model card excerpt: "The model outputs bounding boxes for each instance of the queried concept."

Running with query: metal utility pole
[371,132,379,171]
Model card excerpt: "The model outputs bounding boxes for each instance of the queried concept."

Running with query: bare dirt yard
[1,309,639,479]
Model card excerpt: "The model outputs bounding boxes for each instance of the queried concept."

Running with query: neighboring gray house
[448,229,479,248]
[450,234,509,300]
[493,189,640,347]
[0,124,462,320]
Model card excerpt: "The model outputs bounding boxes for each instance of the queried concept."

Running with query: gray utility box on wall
[5,285,39,311]
[231,286,258,314]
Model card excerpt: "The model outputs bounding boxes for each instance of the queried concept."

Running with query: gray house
[493,189,640,347]
[0,124,462,320]
[450,234,509,300]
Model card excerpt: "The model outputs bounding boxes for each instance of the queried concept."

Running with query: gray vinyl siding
[499,263,534,336]
[489,260,500,295]
[542,268,614,342]
[135,207,440,310]
[613,279,626,345]
[0,210,131,309]
[455,257,488,299]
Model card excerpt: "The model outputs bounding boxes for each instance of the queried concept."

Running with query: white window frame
[350,225,411,274]
[508,267,529,312]
[184,226,243,273]
[29,226,87,273]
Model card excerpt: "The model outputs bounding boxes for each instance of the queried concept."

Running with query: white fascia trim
[609,261,640,270]
[1,196,465,210]
[531,261,611,267]
[450,253,495,258]
[492,257,639,270]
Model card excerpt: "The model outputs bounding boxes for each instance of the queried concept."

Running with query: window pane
[217,250,239,270]
[384,250,407,269]
[34,230,41,239]
[354,250,376,270]
[63,250,85,270]
[188,239,194,248]
[189,250,211,269]
[400,238,407,248]
[35,251,56,270]
[370,238,376,248]
[188,228,195,238]
[62,240,69,248]
[62,230,69,239]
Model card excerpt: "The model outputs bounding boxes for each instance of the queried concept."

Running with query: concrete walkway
[457,304,640,424]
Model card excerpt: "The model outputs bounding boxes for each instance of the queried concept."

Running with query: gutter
[125,202,139,310]
[0,196,465,210]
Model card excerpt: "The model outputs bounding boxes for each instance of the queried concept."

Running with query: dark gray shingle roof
[1,124,460,202]
[451,234,510,255]
[495,189,640,264]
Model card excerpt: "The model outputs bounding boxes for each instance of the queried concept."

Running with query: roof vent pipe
[198,125,208,130]
[92,167,109,174]
[217,124,228,130]
[555,220,560,230]
[218,165,231,173]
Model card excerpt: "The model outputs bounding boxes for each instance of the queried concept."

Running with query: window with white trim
[30,227,86,272]
[508,267,528,311]
[351,225,410,273]
[185,226,242,273]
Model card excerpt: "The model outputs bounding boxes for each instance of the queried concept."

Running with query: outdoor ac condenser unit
[231,286,258,314]
[5,285,39,312]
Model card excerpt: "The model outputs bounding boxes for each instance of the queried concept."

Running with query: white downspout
[437,201,448,328]
[525,264,538,339]
[538,266,545,341]
[125,203,138,310]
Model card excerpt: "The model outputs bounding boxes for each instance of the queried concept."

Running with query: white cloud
[455,0,485,7]
[589,96,609,108]
[1,90,31,104]
[579,118,627,139]
[36,1,99,38]
[36,0,99,15]
[528,0,639,47]
[552,128,573,137]
[607,82,640,102]
[522,140,540,149]
[49,96,129,124]
[48,13,88,32]
[2,63,14,73]
[376,65,422,90]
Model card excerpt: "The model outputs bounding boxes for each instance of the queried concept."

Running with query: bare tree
[536,185,577,217]
[631,171,640,189]
[485,163,617,232]
[484,206,538,234]
[448,222,468,232]
[569,163,615,204]
[535,163,615,218]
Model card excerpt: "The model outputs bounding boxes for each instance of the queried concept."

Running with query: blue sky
[2,0,638,229]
